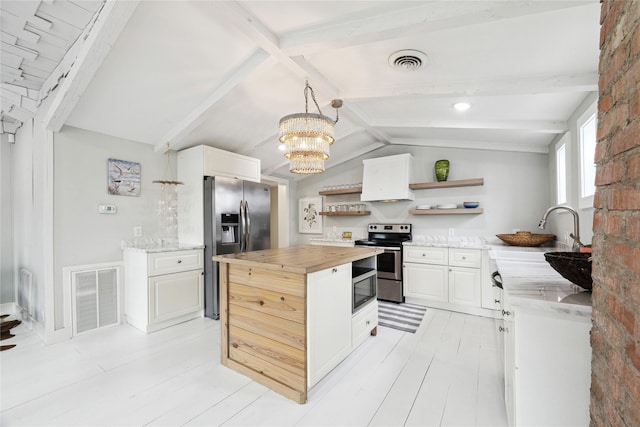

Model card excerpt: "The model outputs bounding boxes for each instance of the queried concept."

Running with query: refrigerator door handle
[245,200,251,251]
[239,200,246,252]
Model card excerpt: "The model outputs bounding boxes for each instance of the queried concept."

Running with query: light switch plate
[133,226,143,237]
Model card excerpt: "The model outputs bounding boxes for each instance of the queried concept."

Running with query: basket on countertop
[544,252,593,291]
[496,231,555,247]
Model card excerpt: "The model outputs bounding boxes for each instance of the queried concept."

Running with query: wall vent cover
[71,267,120,335]
[388,49,428,71]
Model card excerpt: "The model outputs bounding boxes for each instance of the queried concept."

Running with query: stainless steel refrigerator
[203,176,271,319]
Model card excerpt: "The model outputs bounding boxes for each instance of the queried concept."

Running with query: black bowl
[544,252,593,291]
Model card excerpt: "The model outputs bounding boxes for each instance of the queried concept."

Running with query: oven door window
[377,251,401,280]
[353,271,377,313]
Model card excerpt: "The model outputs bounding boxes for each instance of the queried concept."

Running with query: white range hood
[360,153,415,202]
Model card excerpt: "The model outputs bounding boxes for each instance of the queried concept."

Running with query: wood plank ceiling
[0,0,104,132]
[0,1,600,179]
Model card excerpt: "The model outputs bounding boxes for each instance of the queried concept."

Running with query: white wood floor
[1,308,508,427]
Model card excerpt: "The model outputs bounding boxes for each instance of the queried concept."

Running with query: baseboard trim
[0,302,17,315]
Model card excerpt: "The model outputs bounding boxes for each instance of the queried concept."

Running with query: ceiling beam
[201,2,394,148]
[342,72,599,101]
[40,0,140,132]
[281,1,593,55]
[156,49,274,153]
[391,138,550,154]
[370,119,568,134]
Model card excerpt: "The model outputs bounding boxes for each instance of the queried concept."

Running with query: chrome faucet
[538,205,584,252]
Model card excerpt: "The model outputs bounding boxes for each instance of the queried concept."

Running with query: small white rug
[378,301,427,333]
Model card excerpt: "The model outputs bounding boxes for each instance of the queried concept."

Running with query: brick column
[591,1,640,425]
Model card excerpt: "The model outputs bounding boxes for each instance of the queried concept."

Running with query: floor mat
[378,301,426,333]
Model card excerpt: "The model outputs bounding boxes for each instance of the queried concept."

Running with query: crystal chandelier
[279,81,342,174]
[153,147,183,234]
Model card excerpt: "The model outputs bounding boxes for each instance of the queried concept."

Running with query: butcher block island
[213,245,383,403]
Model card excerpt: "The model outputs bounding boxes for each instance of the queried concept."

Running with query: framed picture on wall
[108,158,141,196]
[298,196,323,234]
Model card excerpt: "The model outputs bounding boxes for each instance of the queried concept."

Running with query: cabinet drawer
[352,301,378,349]
[404,246,448,265]
[449,248,481,268]
[148,249,203,276]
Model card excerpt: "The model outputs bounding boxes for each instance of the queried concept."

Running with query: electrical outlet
[133,226,143,237]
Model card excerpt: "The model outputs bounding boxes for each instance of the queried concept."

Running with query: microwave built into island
[213,245,383,403]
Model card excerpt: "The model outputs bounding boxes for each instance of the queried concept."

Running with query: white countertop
[404,236,490,249]
[489,246,592,318]
[122,240,204,253]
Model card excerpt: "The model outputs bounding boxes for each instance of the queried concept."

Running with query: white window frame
[577,101,597,209]
[555,133,569,205]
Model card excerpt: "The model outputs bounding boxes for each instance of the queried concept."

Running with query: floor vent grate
[18,268,34,318]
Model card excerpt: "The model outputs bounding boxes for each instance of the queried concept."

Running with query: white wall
[1,134,15,306]
[292,145,550,243]
[54,126,176,332]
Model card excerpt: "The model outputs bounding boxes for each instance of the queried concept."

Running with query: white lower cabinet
[307,260,379,388]
[404,246,495,317]
[352,300,378,349]
[504,306,591,426]
[148,270,203,325]
[124,248,204,333]
[448,266,481,306]
[307,263,352,387]
[404,262,448,302]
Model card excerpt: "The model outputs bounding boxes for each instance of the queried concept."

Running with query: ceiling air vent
[388,49,428,71]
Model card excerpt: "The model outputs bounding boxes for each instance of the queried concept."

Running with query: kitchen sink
[489,249,547,262]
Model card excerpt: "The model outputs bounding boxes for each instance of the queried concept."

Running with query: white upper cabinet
[360,154,415,202]
[202,146,261,183]
[177,145,261,244]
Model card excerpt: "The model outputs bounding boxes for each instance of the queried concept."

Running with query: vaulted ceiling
[1,0,600,179]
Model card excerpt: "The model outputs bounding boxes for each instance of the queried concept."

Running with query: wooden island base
[214,245,382,403]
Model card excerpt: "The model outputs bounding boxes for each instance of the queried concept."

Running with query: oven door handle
[361,245,401,251]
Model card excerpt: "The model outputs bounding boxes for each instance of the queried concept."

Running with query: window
[578,103,597,209]
[556,137,567,205]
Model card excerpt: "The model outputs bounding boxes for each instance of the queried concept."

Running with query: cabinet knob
[499,326,509,333]
[366,320,371,325]
[422,253,426,256]
[502,309,511,316]
[462,256,467,260]
[177,259,182,264]
[494,299,501,304]
[332,268,338,273]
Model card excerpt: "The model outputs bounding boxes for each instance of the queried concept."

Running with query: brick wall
[591,1,640,425]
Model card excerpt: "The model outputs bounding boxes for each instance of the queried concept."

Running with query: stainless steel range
[354,223,412,303]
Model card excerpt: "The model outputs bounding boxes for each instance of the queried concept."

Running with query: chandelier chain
[304,80,323,116]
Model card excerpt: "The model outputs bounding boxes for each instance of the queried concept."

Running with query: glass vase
[435,159,450,182]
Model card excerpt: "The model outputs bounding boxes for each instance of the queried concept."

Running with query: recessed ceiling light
[453,102,471,111]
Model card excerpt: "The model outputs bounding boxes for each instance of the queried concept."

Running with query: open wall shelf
[409,178,484,190]
[319,187,362,196]
[320,211,371,216]
[409,208,483,215]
